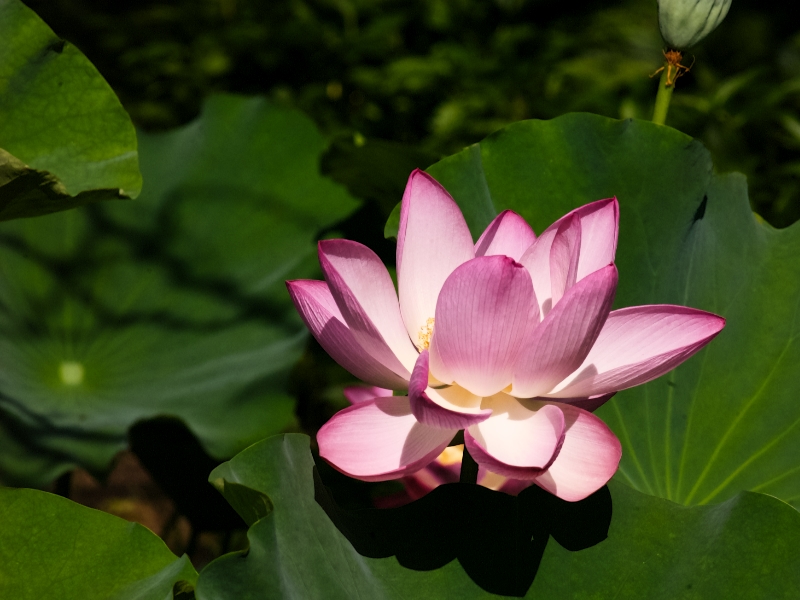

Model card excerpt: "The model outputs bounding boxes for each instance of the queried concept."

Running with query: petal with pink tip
[397,170,475,345]
[571,197,618,281]
[317,396,456,482]
[465,396,565,480]
[519,198,618,317]
[549,213,582,306]
[409,350,491,429]
[512,264,618,398]
[429,255,535,397]
[319,239,418,377]
[286,280,409,390]
[343,385,393,404]
[548,305,726,398]
[518,226,558,318]
[475,210,536,261]
[533,402,622,501]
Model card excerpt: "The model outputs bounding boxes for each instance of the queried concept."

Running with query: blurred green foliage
[23,0,800,227]
[0,95,360,487]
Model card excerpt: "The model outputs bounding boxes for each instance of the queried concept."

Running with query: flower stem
[460,444,479,484]
[652,64,674,126]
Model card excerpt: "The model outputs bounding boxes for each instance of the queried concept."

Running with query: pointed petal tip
[317,239,333,264]
[583,196,619,210]
[684,308,726,339]
[475,210,537,261]
[600,262,620,286]
[404,169,452,199]
[317,237,364,256]
[316,238,329,253]
[600,196,619,207]
[407,167,437,184]
[285,277,313,288]
[549,304,726,399]
[398,168,474,344]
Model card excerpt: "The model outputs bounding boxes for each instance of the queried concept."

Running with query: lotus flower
[287,170,724,501]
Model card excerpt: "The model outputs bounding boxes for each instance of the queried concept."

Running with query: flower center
[417,317,435,350]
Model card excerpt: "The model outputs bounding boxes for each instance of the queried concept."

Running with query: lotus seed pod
[657,0,732,49]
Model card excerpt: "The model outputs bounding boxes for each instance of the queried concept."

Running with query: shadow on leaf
[314,467,611,597]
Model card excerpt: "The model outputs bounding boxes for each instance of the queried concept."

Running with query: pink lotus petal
[551,392,617,412]
[428,255,535,397]
[533,402,622,501]
[518,226,558,318]
[409,350,491,429]
[549,305,726,398]
[319,239,418,377]
[571,198,619,281]
[465,397,565,480]
[512,264,618,398]
[317,396,456,482]
[343,385,393,404]
[519,198,618,318]
[549,213,582,306]
[397,170,475,347]
[474,210,536,261]
[286,280,409,390]
[428,330,454,385]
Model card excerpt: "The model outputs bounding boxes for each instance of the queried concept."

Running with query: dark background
[24,0,800,227]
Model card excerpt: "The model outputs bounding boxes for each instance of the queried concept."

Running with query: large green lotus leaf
[420,114,800,509]
[0,0,141,219]
[0,487,197,599]
[195,434,800,599]
[0,95,360,486]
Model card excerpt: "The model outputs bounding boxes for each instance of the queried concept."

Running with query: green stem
[652,64,673,126]
[460,443,479,484]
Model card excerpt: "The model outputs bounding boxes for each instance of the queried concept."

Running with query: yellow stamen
[437,445,464,466]
[417,317,435,350]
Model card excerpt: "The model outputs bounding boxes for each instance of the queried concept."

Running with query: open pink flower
[287,170,724,502]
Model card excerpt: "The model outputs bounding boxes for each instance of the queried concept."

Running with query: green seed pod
[657,0,732,49]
